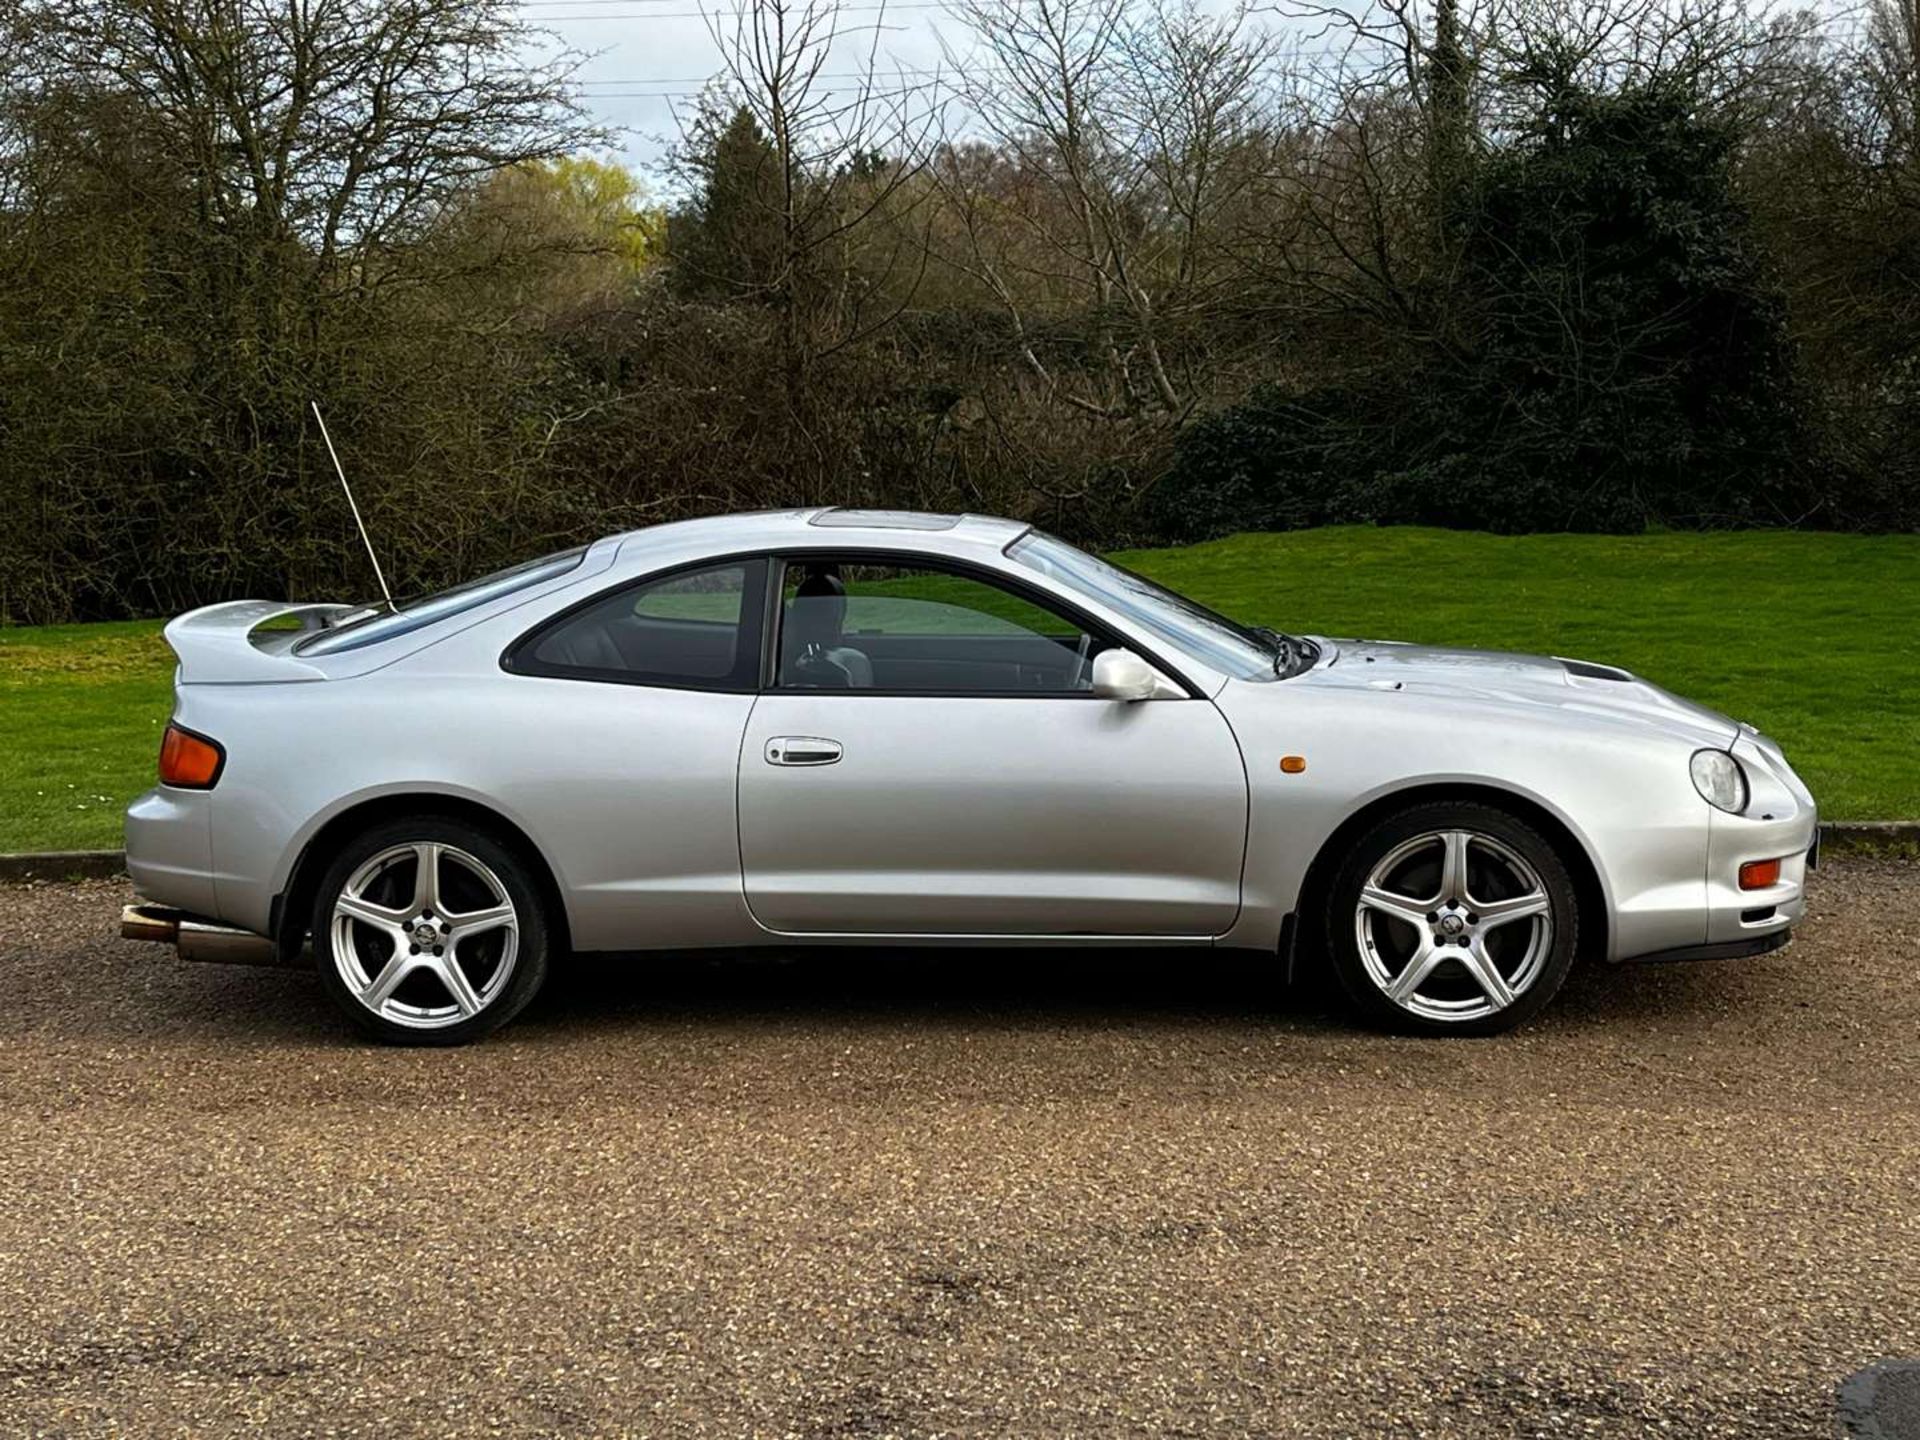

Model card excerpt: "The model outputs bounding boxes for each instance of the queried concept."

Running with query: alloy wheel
[329,841,520,1031]
[1352,829,1554,1023]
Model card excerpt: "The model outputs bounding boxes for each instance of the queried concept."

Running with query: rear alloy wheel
[312,818,549,1045]
[1324,802,1578,1035]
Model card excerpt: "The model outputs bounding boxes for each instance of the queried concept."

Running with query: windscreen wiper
[1250,625,1299,676]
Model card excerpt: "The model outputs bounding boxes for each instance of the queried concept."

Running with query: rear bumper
[125,786,219,916]
[120,903,296,967]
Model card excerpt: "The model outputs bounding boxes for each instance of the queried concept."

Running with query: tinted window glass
[299,546,588,656]
[514,560,765,690]
[777,561,1105,693]
[1006,530,1279,679]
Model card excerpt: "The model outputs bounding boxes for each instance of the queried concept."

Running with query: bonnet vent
[1561,658,1634,682]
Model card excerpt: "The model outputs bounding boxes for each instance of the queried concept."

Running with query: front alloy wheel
[313,818,549,1045]
[1326,802,1578,1035]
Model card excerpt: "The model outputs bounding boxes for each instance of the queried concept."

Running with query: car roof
[605,508,1032,561]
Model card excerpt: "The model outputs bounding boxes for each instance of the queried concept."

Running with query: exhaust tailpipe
[119,903,295,967]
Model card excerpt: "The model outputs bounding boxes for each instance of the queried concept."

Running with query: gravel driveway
[2,859,1916,1438]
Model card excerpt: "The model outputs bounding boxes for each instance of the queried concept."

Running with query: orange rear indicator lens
[159,724,225,789]
[1738,858,1782,891]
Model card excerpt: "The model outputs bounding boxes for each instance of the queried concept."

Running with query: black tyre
[1321,801,1579,1036]
[311,815,551,1046]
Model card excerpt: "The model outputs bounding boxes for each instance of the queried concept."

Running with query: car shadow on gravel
[527,944,1351,1036]
[83,943,1777,1051]
[169,943,1802,1050]
[514,939,1774,1042]
[141,943,1773,1049]
[5,880,1797,1049]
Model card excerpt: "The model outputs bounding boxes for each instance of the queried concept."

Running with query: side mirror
[1091,647,1175,702]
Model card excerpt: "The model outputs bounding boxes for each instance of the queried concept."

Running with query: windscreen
[1005,530,1279,680]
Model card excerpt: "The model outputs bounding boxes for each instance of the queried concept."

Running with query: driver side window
[776,560,1109,694]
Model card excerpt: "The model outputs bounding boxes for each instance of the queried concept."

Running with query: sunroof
[808,509,960,531]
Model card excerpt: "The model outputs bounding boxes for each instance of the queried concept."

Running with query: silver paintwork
[1089,647,1182,701]
[125,509,1818,1010]
[737,689,1245,935]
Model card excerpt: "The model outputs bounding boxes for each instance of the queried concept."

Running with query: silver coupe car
[122,509,1818,1043]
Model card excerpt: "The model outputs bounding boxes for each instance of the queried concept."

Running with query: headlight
[1690,749,1749,813]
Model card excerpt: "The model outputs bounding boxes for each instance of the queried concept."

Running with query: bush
[1156,76,1816,540]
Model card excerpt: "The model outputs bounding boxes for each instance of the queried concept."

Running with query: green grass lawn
[1114,528,1920,823]
[0,621,176,852]
[2,527,1915,852]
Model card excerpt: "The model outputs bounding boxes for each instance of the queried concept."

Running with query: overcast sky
[525,0,983,183]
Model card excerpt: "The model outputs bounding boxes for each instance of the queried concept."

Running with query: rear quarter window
[506,560,768,691]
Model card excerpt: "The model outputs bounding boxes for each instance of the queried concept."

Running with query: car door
[498,556,770,951]
[737,555,1249,937]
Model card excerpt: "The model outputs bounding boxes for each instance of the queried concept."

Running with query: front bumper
[1612,731,1817,963]
[1700,733,1818,950]
[1625,930,1793,964]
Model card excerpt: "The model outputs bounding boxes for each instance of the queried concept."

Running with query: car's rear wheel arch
[275,794,570,962]
[1291,782,1608,974]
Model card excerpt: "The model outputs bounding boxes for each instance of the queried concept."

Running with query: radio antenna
[311,400,395,613]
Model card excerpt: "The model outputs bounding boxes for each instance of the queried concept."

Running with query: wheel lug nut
[408,944,419,955]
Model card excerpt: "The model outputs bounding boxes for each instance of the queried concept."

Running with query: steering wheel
[1068,630,1095,690]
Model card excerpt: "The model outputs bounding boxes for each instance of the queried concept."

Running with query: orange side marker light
[1279,755,1307,774]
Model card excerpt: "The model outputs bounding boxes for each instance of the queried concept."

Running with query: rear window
[297,546,588,656]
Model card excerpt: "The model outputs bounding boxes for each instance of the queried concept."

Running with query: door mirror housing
[1091,648,1178,701]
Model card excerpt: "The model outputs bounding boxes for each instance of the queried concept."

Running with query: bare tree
[0,0,606,615]
[933,0,1277,421]
[693,0,936,428]
[15,0,597,275]
[1861,0,1920,159]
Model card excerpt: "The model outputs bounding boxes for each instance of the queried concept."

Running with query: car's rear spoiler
[163,600,356,684]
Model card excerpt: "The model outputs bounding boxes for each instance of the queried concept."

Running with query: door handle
[765,736,843,767]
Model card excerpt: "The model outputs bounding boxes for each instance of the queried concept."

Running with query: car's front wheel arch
[1290,781,1609,980]
[274,793,570,964]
